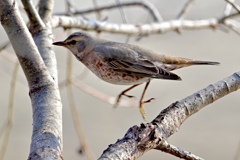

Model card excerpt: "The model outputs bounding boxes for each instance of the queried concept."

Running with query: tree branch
[177,0,196,20]
[52,14,240,35]
[156,140,204,160]
[21,0,45,30]
[70,77,139,107]
[55,0,163,22]
[99,71,240,159]
[28,0,58,82]
[226,0,240,13]
[0,0,63,159]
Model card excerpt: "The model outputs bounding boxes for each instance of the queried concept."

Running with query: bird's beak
[52,41,66,46]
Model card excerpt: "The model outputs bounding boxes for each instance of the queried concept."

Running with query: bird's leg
[113,84,141,108]
[139,81,151,120]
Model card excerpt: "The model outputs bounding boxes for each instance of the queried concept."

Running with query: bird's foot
[113,93,136,108]
[122,93,135,98]
[139,98,155,121]
[143,98,155,104]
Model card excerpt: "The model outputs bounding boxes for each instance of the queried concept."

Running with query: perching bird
[53,32,219,120]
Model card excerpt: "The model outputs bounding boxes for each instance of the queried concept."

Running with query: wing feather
[93,44,181,80]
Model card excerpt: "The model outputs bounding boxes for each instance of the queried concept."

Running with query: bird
[53,32,219,120]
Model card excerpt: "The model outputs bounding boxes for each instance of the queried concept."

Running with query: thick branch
[0,1,62,159]
[99,71,240,159]
[30,0,58,82]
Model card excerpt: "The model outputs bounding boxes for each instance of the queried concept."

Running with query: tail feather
[156,54,220,66]
[191,61,220,65]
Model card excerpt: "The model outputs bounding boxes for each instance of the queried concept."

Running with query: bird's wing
[93,44,181,80]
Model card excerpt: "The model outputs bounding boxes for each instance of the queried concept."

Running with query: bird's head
[53,32,92,56]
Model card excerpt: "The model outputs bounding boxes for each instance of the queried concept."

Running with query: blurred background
[1,0,240,159]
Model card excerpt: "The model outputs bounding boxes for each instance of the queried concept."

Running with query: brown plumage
[53,32,219,120]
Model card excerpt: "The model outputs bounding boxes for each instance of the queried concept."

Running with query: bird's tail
[190,60,220,65]
[158,56,220,71]
[156,54,219,66]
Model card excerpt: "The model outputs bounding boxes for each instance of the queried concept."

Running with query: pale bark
[0,0,63,159]
[99,72,240,159]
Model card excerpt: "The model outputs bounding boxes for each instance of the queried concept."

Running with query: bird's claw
[113,93,136,108]
[123,93,135,98]
[143,98,155,104]
[139,98,155,121]
[139,103,147,121]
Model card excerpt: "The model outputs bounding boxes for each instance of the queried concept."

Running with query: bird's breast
[82,54,149,85]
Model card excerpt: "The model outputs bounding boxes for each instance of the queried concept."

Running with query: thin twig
[66,86,96,160]
[65,0,78,14]
[176,0,196,34]
[115,0,128,24]
[225,0,240,13]
[60,74,162,109]
[0,43,27,86]
[58,69,89,90]
[55,0,163,22]
[0,41,10,52]
[224,19,240,35]
[224,0,235,16]
[0,50,17,63]
[0,42,17,63]
[223,0,240,34]
[114,0,131,43]
[177,0,196,20]
[92,0,101,20]
[70,78,139,108]
[92,0,102,37]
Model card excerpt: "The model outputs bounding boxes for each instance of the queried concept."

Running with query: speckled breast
[82,54,149,85]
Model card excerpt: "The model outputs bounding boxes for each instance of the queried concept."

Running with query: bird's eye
[67,40,77,45]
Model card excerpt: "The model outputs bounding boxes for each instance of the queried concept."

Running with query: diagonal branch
[224,0,235,16]
[32,0,58,81]
[70,77,139,107]
[0,1,63,159]
[225,20,240,35]
[225,0,240,13]
[156,140,204,160]
[99,71,240,159]
[177,0,196,20]
[21,0,45,30]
